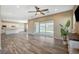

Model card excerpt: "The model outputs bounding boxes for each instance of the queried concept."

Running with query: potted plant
[60,20,70,45]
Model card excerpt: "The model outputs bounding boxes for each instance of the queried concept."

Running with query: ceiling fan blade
[40,12,45,15]
[28,11,36,13]
[41,9,48,11]
[35,6,39,9]
[35,6,40,12]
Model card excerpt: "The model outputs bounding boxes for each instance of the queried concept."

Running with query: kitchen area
[1,21,27,35]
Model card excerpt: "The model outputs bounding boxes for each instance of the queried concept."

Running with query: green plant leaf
[60,28,69,36]
[65,20,70,27]
[60,28,65,36]
[60,20,70,37]
[60,24,63,27]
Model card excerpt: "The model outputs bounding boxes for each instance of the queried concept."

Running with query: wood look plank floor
[1,32,68,54]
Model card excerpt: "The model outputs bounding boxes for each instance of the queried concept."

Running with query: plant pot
[62,36,68,45]
[63,40,68,45]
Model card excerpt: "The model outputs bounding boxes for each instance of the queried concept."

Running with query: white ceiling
[0,5,74,23]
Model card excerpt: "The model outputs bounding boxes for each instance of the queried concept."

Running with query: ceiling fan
[28,6,49,15]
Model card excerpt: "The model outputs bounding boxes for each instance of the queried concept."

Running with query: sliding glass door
[40,22,45,34]
[35,20,54,36]
[45,21,54,35]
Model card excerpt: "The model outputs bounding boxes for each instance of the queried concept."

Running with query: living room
[0,5,79,54]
